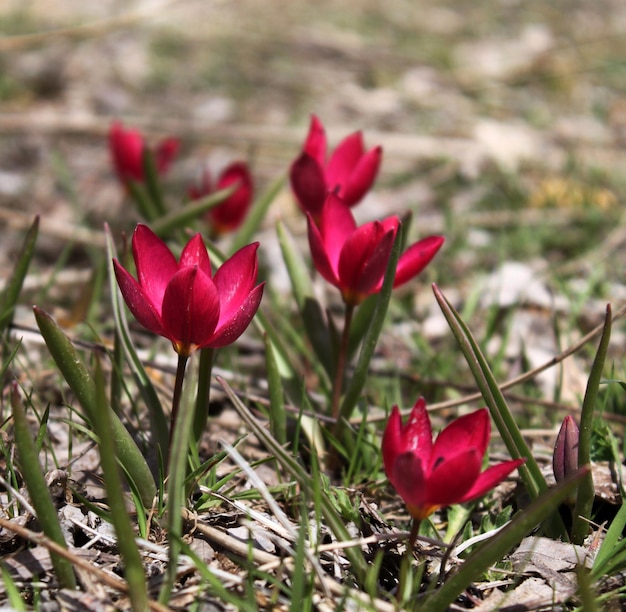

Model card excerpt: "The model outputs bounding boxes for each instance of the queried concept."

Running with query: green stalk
[10,383,76,589]
[159,354,193,604]
[91,357,148,611]
[33,306,156,508]
[192,347,214,445]
[265,334,287,446]
[572,304,612,544]
[0,215,39,333]
[432,284,546,499]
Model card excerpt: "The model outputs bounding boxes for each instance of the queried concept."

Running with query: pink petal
[459,459,525,503]
[382,406,403,476]
[432,408,491,465]
[206,282,264,348]
[425,449,483,506]
[338,221,395,300]
[132,225,178,312]
[325,131,365,192]
[188,168,213,201]
[161,267,220,350]
[318,193,357,271]
[340,145,382,206]
[389,449,429,512]
[113,260,166,337]
[392,235,445,288]
[401,398,433,462]
[109,122,144,182]
[289,153,327,217]
[210,162,254,231]
[155,137,179,175]
[212,243,260,323]
[307,214,340,287]
[303,115,327,166]
[179,233,212,278]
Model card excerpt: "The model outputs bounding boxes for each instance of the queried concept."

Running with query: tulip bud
[553,415,579,483]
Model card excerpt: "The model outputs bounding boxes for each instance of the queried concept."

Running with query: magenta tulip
[383,398,525,520]
[113,225,264,357]
[553,415,579,484]
[290,115,382,219]
[109,121,179,185]
[189,162,254,234]
[307,193,444,305]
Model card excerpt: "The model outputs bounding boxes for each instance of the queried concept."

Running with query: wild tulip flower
[308,193,444,306]
[113,224,264,357]
[290,114,382,219]
[382,398,525,521]
[189,162,254,235]
[109,121,179,185]
[553,415,579,484]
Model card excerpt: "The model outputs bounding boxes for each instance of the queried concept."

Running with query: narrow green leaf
[423,468,589,612]
[0,216,39,333]
[127,180,159,222]
[105,225,169,458]
[150,185,237,237]
[11,382,76,589]
[276,220,332,377]
[231,175,285,252]
[193,347,215,445]
[265,334,287,446]
[432,284,546,499]
[91,356,148,611]
[0,563,26,611]
[142,147,167,217]
[592,499,626,577]
[572,304,612,545]
[33,306,156,508]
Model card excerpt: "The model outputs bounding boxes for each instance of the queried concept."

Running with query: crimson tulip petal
[382,406,403,473]
[209,162,254,232]
[289,153,327,217]
[459,459,525,503]
[109,122,144,183]
[132,225,178,311]
[161,267,220,353]
[207,282,265,348]
[340,145,382,206]
[303,115,327,166]
[307,214,339,287]
[179,233,212,278]
[401,397,433,460]
[318,193,358,270]
[426,449,483,506]
[390,450,429,511]
[392,235,445,289]
[326,131,365,191]
[432,408,491,462]
[212,243,259,322]
[113,260,166,337]
[338,221,395,300]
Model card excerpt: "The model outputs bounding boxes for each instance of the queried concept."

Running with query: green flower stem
[169,354,189,450]
[331,304,354,424]
[160,355,195,604]
[33,306,156,508]
[10,383,76,590]
[92,357,148,611]
[192,347,215,445]
[572,304,612,545]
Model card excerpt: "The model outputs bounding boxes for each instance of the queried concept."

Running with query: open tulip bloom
[290,114,382,219]
[113,224,264,357]
[189,162,254,235]
[383,398,525,524]
[308,193,444,306]
[109,121,179,186]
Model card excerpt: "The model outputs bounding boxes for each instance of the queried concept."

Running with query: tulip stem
[169,354,189,452]
[330,304,355,441]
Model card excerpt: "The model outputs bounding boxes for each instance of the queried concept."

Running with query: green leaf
[11,382,76,590]
[91,357,148,611]
[265,334,287,446]
[572,304,612,545]
[432,284,547,500]
[0,216,39,333]
[33,306,156,508]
